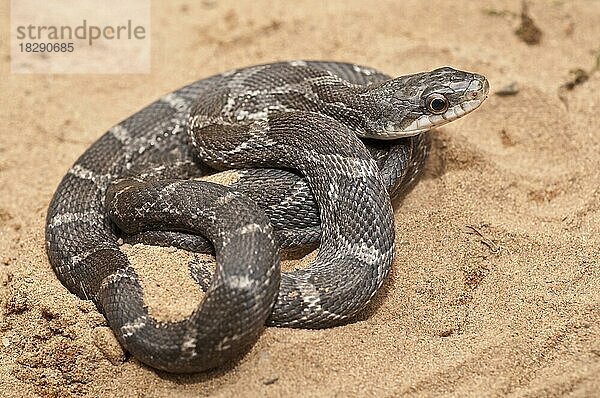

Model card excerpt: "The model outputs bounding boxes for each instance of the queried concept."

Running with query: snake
[45,61,488,373]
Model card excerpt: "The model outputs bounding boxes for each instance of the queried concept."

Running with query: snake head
[363,67,489,139]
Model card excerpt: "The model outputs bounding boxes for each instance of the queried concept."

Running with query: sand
[1,0,600,396]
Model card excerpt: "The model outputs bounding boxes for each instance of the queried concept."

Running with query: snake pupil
[432,98,445,110]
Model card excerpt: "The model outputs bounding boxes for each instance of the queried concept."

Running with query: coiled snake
[45,61,488,373]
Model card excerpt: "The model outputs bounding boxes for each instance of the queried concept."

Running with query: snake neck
[301,75,389,137]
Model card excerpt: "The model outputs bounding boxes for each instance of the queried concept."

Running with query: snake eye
[425,94,449,114]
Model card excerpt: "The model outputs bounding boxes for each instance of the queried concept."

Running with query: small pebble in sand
[263,376,279,385]
[495,82,520,96]
[515,2,542,45]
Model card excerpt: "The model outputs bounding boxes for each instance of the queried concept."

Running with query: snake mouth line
[376,98,486,138]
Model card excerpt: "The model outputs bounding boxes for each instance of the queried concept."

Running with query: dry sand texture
[1,0,600,396]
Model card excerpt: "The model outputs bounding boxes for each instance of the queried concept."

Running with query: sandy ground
[1,0,600,396]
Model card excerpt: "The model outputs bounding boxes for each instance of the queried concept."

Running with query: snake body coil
[46,61,488,372]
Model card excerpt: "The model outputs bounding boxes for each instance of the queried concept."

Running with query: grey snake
[45,61,488,373]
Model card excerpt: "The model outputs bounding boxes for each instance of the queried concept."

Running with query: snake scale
[45,61,488,373]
